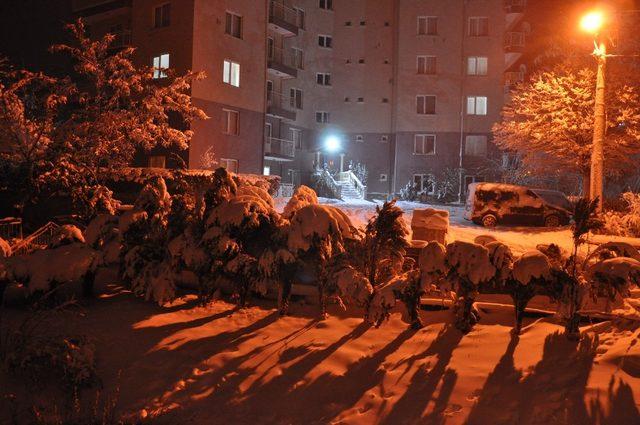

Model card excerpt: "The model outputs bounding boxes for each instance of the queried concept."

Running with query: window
[222,109,239,135]
[148,155,166,168]
[316,72,331,86]
[465,135,488,157]
[380,174,388,182]
[360,21,366,26]
[413,174,435,194]
[417,56,436,75]
[292,48,304,69]
[344,97,351,102]
[295,8,306,29]
[290,88,303,109]
[291,128,303,149]
[357,97,364,103]
[316,111,330,123]
[152,53,170,79]
[358,59,365,64]
[382,98,389,103]
[318,35,332,48]
[416,95,436,115]
[263,166,271,176]
[220,158,239,173]
[417,16,438,35]
[467,56,488,75]
[380,135,389,143]
[319,0,332,10]
[355,135,364,143]
[469,17,489,36]
[153,3,171,28]
[223,60,240,87]
[345,21,352,26]
[467,96,488,115]
[414,134,436,155]
[225,12,242,38]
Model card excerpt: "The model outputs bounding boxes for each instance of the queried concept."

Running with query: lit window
[223,60,240,87]
[225,12,243,39]
[467,57,488,75]
[417,56,436,75]
[465,135,488,156]
[469,17,489,36]
[152,53,170,79]
[316,72,331,86]
[153,3,171,28]
[148,155,166,168]
[315,111,330,123]
[417,16,438,35]
[467,96,488,115]
[414,134,436,155]
[263,166,271,176]
[220,158,239,173]
[222,109,239,135]
[318,35,333,48]
[319,0,332,10]
[416,95,436,115]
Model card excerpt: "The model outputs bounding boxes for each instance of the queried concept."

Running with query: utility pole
[590,41,607,212]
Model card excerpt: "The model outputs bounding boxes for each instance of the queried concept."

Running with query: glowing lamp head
[580,11,605,34]
[324,135,341,152]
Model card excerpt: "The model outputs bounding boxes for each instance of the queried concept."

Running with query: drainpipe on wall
[261,0,269,175]
[457,0,467,204]
[390,0,401,197]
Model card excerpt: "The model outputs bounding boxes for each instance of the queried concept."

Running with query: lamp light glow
[580,11,605,34]
[324,135,341,152]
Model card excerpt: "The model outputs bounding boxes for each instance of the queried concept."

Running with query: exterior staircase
[337,181,362,200]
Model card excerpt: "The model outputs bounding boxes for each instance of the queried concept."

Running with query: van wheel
[482,214,498,228]
[544,214,561,227]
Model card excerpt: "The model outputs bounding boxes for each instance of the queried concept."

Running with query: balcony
[269,1,299,37]
[504,0,526,13]
[504,71,525,88]
[72,0,132,18]
[109,29,132,50]
[504,32,526,52]
[264,137,295,161]
[267,47,298,79]
[267,91,297,121]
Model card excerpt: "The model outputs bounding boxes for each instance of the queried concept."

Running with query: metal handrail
[10,221,60,256]
[268,46,300,69]
[267,91,296,110]
[338,171,367,199]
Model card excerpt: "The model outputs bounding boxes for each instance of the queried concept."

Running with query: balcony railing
[504,32,526,51]
[267,91,297,120]
[269,1,299,36]
[267,46,299,78]
[504,71,525,87]
[264,137,295,160]
[504,0,526,13]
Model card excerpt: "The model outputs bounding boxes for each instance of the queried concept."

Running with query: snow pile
[588,241,640,262]
[282,185,318,219]
[589,257,640,292]
[50,225,85,248]
[474,234,498,246]
[418,241,447,287]
[445,241,496,285]
[207,194,277,231]
[411,208,449,231]
[512,251,552,285]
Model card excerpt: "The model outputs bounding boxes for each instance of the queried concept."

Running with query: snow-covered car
[464,183,572,228]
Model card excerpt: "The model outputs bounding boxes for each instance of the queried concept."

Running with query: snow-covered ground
[2,286,637,424]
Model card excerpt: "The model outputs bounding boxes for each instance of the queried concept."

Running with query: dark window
[154,3,171,28]
[225,12,243,38]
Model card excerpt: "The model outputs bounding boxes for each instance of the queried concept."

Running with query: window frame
[467,56,488,76]
[152,53,170,79]
[223,59,240,87]
[153,3,171,29]
[318,0,333,11]
[289,88,303,110]
[417,55,437,75]
[465,135,488,157]
[318,34,333,48]
[220,158,239,173]
[414,134,436,155]
[416,95,436,115]
[316,72,332,86]
[466,96,488,115]
[417,16,438,36]
[468,16,489,37]
[315,111,330,123]
[222,108,240,135]
[224,11,243,39]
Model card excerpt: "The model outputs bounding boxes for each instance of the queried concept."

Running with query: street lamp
[581,10,607,212]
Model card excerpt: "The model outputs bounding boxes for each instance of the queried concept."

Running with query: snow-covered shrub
[445,241,496,332]
[282,185,318,219]
[84,214,120,265]
[287,204,357,317]
[509,251,551,333]
[474,234,498,246]
[366,268,421,328]
[258,245,297,315]
[49,225,85,248]
[486,241,514,285]
[71,184,121,221]
[588,257,640,311]
[0,237,12,258]
[418,241,448,291]
[599,192,640,237]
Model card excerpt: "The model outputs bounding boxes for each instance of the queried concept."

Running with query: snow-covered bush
[418,241,448,291]
[445,241,496,332]
[282,185,318,219]
[599,192,640,237]
[509,251,551,333]
[286,204,357,317]
[588,257,640,311]
[0,237,12,258]
[367,267,421,328]
[84,214,120,265]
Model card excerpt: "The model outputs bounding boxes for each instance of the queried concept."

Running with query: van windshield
[531,190,571,210]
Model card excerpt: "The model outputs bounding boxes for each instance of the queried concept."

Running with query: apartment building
[72,0,529,197]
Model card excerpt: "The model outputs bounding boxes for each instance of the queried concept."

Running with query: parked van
[464,183,572,227]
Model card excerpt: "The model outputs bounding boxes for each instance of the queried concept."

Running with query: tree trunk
[582,169,591,199]
[278,278,292,316]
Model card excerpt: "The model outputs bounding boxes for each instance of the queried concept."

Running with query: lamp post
[581,11,607,212]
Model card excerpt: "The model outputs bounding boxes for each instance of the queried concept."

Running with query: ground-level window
[222,109,239,135]
[414,134,436,155]
[148,155,166,168]
[413,174,435,194]
[220,158,239,173]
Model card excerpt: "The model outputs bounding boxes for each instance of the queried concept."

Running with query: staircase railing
[10,221,60,256]
[337,171,367,199]
[316,168,342,199]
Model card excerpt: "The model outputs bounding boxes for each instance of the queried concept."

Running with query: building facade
[72,0,530,197]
